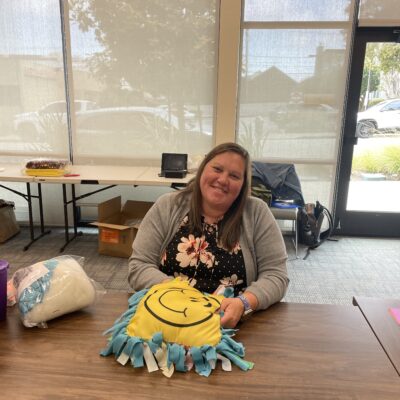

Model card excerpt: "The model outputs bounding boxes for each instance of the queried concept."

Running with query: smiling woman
[200,151,245,223]
[128,142,289,329]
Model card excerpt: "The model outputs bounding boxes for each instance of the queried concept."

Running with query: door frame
[334,27,400,237]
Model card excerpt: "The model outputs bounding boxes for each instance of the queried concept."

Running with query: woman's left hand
[219,297,244,328]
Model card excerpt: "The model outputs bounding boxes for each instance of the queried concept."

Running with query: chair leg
[291,218,298,258]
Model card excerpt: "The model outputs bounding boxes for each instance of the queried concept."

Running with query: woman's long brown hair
[177,142,251,251]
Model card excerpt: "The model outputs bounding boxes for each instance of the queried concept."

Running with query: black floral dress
[160,215,247,296]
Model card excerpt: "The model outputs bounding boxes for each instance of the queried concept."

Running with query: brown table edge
[353,296,400,377]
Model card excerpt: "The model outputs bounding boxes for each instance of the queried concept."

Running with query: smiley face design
[126,278,225,347]
[144,286,221,327]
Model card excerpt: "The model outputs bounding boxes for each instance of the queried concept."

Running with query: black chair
[252,162,305,258]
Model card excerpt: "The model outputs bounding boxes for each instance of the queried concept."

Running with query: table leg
[22,183,51,251]
[37,183,46,233]
[59,183,115,251]
[71,184,78,235]
[26,182,34,241]
[60,183,82,252]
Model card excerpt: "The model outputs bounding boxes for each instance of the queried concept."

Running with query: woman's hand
[219,297,244,328]
[219,292,259,328]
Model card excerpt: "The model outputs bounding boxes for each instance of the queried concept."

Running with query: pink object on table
[388,307,400,325]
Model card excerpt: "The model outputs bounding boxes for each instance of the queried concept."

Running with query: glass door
[336,28,400,237]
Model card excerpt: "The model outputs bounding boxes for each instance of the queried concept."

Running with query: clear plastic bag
[23,158,71,177]
[7,255,106,328]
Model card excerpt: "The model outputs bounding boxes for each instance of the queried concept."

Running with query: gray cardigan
[128,192,289,310]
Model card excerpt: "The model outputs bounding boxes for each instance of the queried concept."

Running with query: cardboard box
[91,196,153,258]
[0,204,20,243]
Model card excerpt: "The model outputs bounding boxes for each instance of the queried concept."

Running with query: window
[0,0,69,159]
[382,100,400,111]
[68,0,218,165]
[0,0,217,165]
[237,0,357,206]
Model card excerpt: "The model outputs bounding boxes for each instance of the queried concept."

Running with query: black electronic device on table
[159,153,188,179]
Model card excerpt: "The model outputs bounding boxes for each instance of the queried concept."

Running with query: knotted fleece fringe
[100,288,254,377]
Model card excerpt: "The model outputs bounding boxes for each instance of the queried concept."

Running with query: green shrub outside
[352,145,400,178]
[352,151,381,173]
[382,146,400,175]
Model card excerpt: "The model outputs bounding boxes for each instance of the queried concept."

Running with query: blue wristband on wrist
[238,294,252,312]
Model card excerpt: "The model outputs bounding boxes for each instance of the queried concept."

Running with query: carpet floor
[1,227,399,305]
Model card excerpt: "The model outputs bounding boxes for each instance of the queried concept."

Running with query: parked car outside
[157,104,214,133]
[74,106,212,158]
[13,100,98,140]
[356,98,400,138]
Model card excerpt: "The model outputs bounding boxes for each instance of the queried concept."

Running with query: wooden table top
[353,296,400,376]
[1,293,400,400]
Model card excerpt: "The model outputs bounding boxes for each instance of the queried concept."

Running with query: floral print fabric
[161,215,246,295]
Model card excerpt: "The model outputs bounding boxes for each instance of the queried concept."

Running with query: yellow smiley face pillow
[128,279,223,347]
[100,278,253,377]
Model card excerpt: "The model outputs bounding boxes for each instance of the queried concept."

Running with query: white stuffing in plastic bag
[7,255,105,328]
